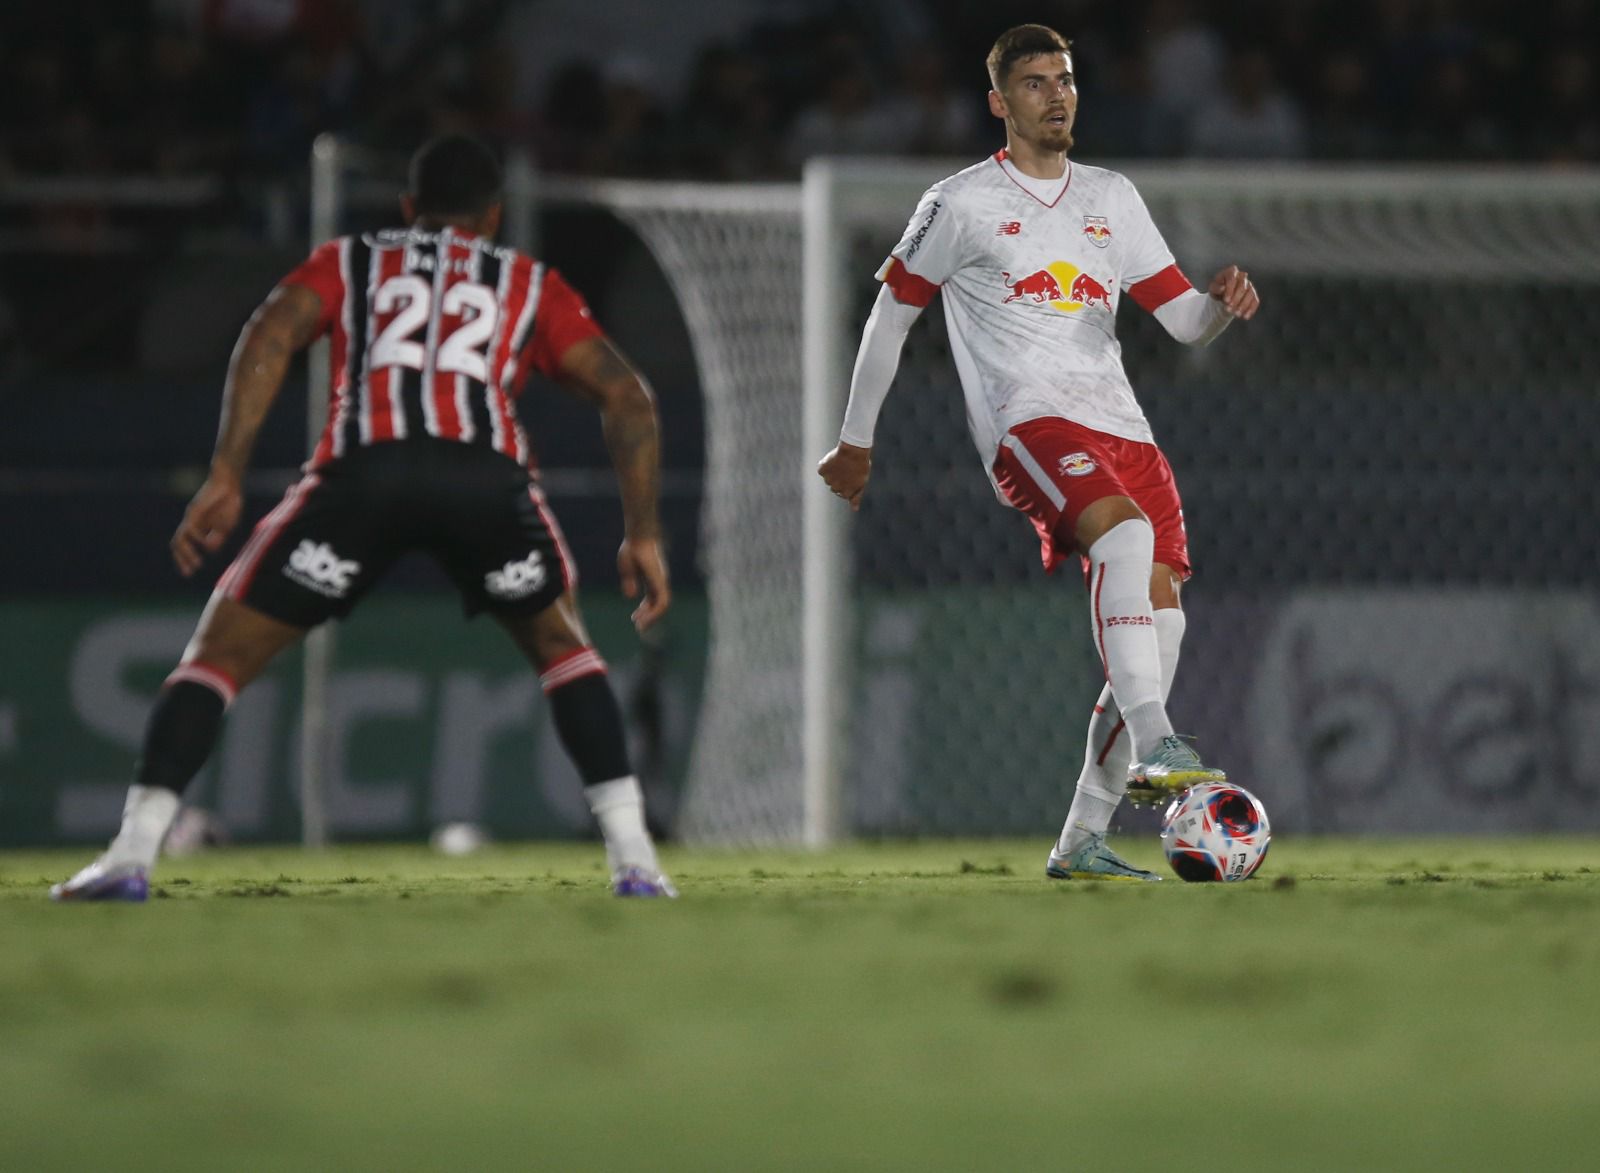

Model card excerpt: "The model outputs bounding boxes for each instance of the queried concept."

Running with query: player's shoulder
[935,153,1010,198]
[1069,160,1146,206]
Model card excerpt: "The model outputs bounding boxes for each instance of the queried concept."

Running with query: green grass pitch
[4,837,1599,1172]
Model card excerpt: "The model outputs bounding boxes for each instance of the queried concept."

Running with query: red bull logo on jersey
[1000,262,1114,314]
[1082,216,1113,247]
[1001,269,1064,303]
[1068,272,1112,310]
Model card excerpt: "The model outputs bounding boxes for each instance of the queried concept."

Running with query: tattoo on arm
[212,284,324,477]
[558,338,663,539]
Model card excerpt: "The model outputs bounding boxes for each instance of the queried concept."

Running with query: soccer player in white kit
[817,24,1260,881]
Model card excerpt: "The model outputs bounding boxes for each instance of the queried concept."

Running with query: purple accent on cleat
[50,866,150,903]
[612,866,677,898]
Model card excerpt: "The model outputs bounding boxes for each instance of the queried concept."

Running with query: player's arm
[554,335,670,631]
[820,185,954,510]
[1119,176,1257,346]
[171,283,324,576]
[817,281,925,511]
[1147,266,1259,346]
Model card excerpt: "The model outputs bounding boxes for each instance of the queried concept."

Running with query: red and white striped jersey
[281,226,603,469]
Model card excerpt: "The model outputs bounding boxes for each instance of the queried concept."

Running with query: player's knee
[499,606,588,671]
[1074,496,1148,552]
[1150,564,1183,609]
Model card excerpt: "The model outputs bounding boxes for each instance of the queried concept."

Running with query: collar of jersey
[994,149,1072,208]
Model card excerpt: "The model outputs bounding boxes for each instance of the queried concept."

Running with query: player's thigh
[494,591,594,672]
[426,455,577,640]
[993,418,1140,569]
[1117,442,1192,582]
[1150,564,1182,610]
[215,466,401,629]
[180,595,308,687]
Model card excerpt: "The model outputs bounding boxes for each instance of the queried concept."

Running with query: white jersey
[879,151,1195,471]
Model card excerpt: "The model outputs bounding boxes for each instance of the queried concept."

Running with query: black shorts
[215,439,574,628]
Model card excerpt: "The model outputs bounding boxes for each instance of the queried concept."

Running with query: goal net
[560,158,1600,844]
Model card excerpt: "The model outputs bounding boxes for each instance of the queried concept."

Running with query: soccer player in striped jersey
[53,134,676,900]
[817,25,1260,882]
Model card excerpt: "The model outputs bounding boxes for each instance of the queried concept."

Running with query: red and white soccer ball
[1159,783,1271,882]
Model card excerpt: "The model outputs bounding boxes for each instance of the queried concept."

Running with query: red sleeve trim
[1127,264,1194,313]
[880,257,939,307]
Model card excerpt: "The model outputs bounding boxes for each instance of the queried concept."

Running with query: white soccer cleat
[50,858,151,903]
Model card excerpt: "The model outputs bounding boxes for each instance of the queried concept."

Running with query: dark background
[1,0,1595,600]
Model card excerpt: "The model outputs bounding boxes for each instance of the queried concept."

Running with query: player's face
[994,52,1077,152]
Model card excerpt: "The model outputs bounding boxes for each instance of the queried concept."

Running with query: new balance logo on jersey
[996,221,1022,236]
[285,541,361,597]
[485,551,547,599]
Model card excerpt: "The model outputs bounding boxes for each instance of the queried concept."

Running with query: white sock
[583,776,660,873]
[102,785,181,871]
[1058,608,1186,854]
[1085,520,1172,758]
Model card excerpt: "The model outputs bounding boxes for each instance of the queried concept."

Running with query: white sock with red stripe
[103,785,182,871]
[1085,520,1172,757]
[1057,608,1185,855]
[584,776,660,874]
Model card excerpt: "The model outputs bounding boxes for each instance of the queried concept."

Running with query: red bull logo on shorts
[1000,261,1114,314]
[1058,451,1096,477]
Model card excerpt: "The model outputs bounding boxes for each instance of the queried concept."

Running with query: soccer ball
[1159,783,1271,882]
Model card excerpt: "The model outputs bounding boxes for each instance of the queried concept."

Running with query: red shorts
[992,417,1192,580]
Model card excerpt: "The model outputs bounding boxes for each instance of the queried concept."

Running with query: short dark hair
[408,134,503,218]
[986,24,1073,91]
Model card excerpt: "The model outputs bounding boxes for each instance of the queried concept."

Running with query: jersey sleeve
[278,238,346,339]
[523,266,606,378]
[875,184,966,308]
[1116,178,1195,314]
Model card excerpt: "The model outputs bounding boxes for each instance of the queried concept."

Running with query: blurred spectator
[1402,54,1503,161]
[586,56,676,177]
[0,0,1592,195]
[680,43,785,180]
[1143,0,1226,154]
[1529,47,1598,165]
[534,59,609,174]
[877,42,981,158]
[784,32,900,168]
[1307,48,1385,161]
[1071,48,1158,159]
[1187,48,1307,160]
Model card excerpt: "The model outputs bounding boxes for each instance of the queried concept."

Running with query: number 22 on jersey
[369,275,499,383]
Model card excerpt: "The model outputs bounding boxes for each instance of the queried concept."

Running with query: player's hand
[817,442,872,511]
[618,535,671,632]
[171,468,244,577]
[1208,265,1259,320]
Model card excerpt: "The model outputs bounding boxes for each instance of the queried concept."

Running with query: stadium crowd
[2,0,1595,187]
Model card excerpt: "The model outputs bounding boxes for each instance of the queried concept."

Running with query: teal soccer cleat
[1126,735,1227,808]
[1046,831,1161,882]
